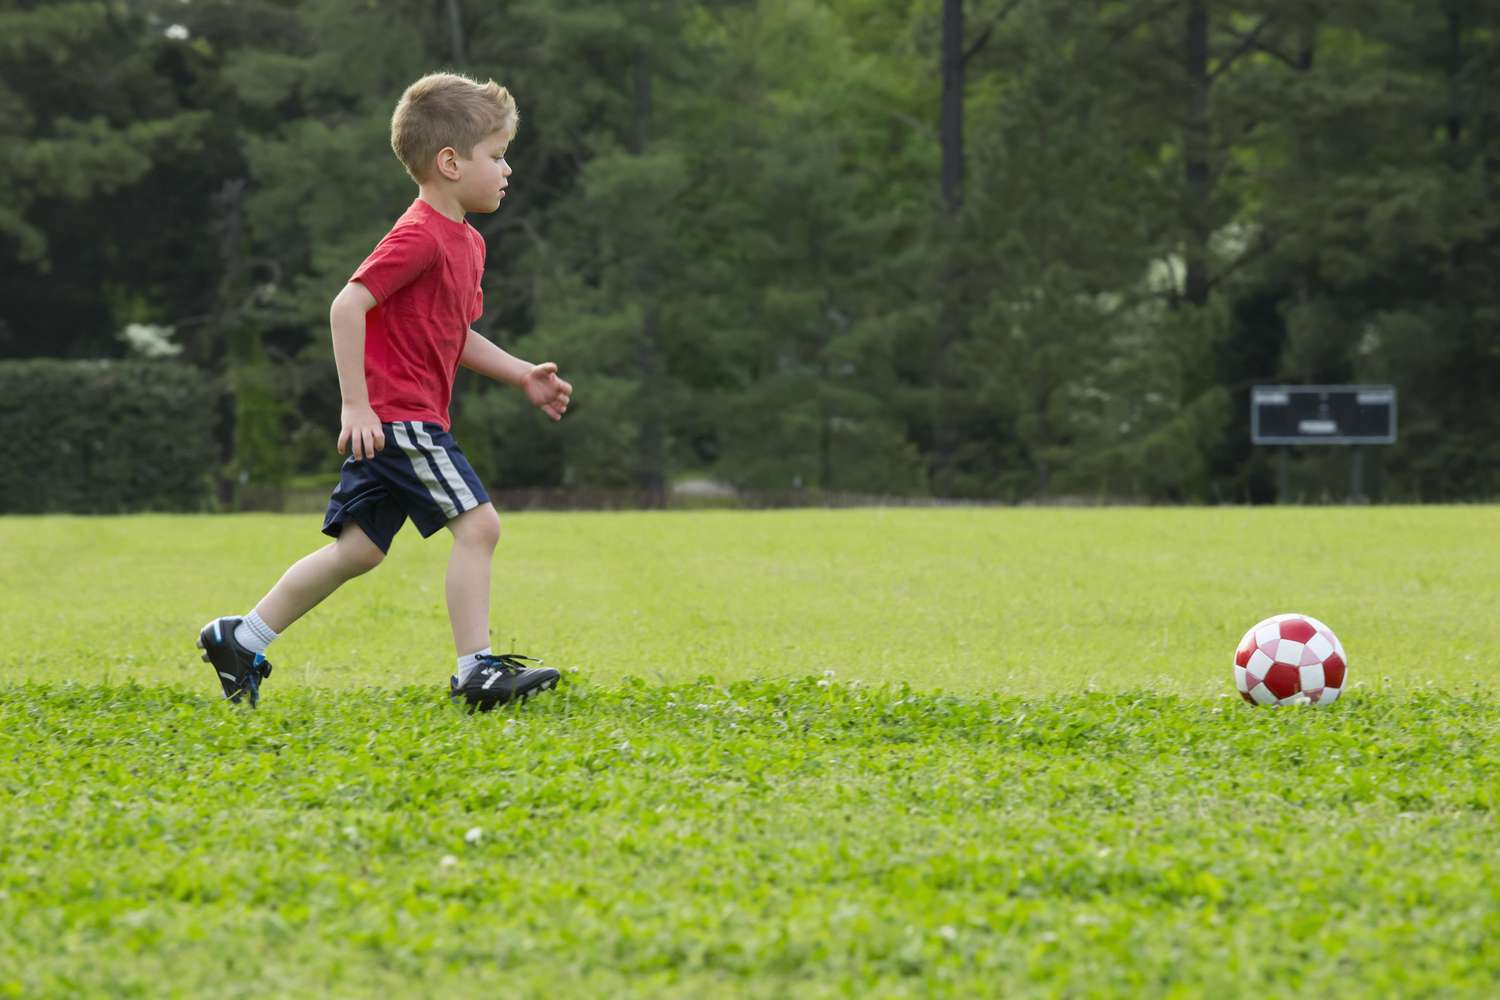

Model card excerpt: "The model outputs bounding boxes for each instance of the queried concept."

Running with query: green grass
[1,508,1497,997]
[2,682,1496,998]
[2,506,1497,692]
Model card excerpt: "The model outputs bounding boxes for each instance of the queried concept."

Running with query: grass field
[1,508,1497,997]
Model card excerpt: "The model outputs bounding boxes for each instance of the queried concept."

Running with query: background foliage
[2,0,1496,507]
[0,360,219,512]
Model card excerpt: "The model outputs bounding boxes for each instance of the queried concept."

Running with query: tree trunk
[1296,21,1315,71]
[638,298,664,503]
[631,52,666,505]
[209,177,247,367]
[929,0,969,489]
[1182,0,1211,307]
[818,361,832,490]
[1445,9,1463,148]
[940,0,965,213]
[442,0,466,65]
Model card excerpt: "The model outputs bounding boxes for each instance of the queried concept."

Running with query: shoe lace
[222,653,271,702]
[474,652,540,677]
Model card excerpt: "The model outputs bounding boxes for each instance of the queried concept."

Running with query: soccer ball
[1233,613,1347,706]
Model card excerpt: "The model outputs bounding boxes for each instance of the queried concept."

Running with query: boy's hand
[338,403,385,459]
[522,362,572,421]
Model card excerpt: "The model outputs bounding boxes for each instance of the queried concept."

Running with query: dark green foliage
[0,360,220,512]
[2,1,1498,502]
[0,1,235,363]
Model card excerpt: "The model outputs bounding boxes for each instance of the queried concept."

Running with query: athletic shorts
[321,421,490,553]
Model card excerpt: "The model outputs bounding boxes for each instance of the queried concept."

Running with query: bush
[0,359,221,513]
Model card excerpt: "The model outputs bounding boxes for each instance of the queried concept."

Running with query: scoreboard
[1251,386,1397,446]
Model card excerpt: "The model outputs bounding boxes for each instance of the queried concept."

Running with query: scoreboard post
[1250,385,1397,501]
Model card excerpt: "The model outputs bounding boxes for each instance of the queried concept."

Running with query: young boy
[197,72,571,712]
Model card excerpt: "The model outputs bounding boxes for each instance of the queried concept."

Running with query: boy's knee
[344,544,385,576]
[453,504,501,550]
[336,526,385,576]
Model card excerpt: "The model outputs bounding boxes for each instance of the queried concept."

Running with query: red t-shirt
[350,199,486,429]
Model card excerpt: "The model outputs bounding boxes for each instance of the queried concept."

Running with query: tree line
[2,0,1496,503]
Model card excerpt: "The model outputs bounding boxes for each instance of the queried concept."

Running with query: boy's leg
[443,501,558,711]
[358,420,554,707]
[444,503,501,655]
[198,522,386,706]
[255,521,386,633]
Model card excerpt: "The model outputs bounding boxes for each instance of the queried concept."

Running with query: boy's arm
[330,282,385,458]
[460,329,572,421]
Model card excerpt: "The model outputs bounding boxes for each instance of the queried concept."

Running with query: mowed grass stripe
[1,506,1497,693]
[1,681,1496,998]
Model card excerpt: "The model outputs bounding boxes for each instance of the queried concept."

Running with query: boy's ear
[434,146,462,181]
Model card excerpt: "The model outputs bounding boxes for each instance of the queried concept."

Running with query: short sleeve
[468,228,486,324]
[350,222,438,304]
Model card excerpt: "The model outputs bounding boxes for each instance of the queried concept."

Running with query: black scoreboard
[1251,386,1397,446]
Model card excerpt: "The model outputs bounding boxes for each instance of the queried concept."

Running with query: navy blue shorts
[322,421,490,553]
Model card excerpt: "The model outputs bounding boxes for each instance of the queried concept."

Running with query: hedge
[0,359,221,513]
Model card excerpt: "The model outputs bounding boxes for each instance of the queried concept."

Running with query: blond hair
[390,72,519,181]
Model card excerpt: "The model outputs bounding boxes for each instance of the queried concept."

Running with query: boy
[197,72,571,712]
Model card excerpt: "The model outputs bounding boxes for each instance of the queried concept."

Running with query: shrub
[0,359,220,513]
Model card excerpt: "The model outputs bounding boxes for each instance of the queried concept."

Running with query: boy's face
[453,130,513,213]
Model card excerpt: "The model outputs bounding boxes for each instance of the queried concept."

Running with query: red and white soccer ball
[1234,614,1347,706]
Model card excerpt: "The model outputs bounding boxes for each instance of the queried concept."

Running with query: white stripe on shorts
[412,424,480,513]
[390,422,458,518]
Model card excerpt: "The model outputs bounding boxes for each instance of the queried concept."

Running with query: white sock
[234,611,279,655]
[455,647,492,685]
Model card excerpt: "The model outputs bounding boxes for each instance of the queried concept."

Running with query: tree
[0,0,229,361]
[695,1,931,493]
[1247,0,1500,498]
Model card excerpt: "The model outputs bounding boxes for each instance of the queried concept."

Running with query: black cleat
[450,653,559,713]
[197,616,273,707]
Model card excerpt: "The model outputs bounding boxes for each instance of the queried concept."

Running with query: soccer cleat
[449,653,559,713]
[197,616,273,707]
